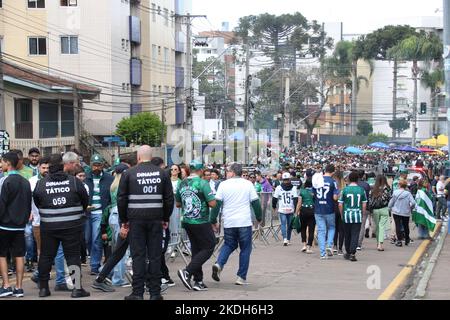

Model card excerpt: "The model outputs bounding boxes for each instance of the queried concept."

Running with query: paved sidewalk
[10,222,427,300]
[424,234,450,300]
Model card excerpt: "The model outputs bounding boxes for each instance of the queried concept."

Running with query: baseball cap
[282,172,291,180]
[28,147,40,155]
[91,154,104,165]
[189,160,203,171]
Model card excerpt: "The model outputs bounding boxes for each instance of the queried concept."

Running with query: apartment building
[0,0,187,150]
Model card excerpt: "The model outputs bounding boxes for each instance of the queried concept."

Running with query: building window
[130,104,142,116]
[14,99,33,139]
[129,16,141,44]
[61,100,74,137]
[164,47,169,68]
[60,36,78,54]
[171,11,174,27]
[39,100,59,139]
[151,3,156,22]
[130,58,142,86]
[158,46,161,55]
[0,1,2,8]
[152,45,157,61]
[163,8,169,26]
[29,37,47,55]
[60,0,77,6]
[28,0,45,8]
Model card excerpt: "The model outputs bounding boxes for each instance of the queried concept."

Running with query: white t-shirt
[273,185,298,214]
[215,177,259,228]
[29,175,40,227]
[436,181,446,196]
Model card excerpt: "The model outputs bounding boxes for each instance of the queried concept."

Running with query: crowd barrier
[166,192,283,265]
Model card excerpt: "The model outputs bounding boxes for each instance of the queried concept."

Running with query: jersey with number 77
[338,185,367,223]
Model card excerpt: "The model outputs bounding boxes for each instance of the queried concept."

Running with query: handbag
[290,215,301,234]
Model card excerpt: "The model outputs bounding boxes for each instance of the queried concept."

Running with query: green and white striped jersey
[339,185,367,224]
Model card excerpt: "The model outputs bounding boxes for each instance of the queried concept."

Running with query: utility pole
[278,66,284,153]
[244,44,251,165]
[444,0,450,167]
[0,43,5,130]
[351,60,358,136]
[283,75,290,147]
[161,99,166,147]
[412,69,418,147]
[73,85,80,150]
[178,13,206,162]
[392,60,398,139]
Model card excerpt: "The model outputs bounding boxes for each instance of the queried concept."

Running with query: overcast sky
[192,0,443,35]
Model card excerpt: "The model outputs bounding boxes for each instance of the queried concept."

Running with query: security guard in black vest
[118,145,174,300]
[33,154,90,298]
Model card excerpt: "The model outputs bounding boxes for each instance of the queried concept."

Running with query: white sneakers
[235,277,250,285]
[283,239,290,246]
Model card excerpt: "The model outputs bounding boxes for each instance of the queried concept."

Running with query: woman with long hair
[369,175,392,251]
[332,170,346,255]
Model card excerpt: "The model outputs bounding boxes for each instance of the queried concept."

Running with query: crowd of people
[0,144,448,300]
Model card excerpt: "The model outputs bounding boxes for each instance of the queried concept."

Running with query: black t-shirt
[358,181,371,200]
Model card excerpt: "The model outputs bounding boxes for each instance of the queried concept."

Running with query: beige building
[0,0,185,151]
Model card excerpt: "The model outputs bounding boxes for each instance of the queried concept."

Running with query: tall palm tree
[387,32,442,146]
[421,68,444,136]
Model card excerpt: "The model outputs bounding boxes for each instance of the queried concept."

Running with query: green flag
[413,189,436,232]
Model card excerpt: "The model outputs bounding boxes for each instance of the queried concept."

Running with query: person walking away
[33,154,90,298]
[369,175,392,251]
[176,161,217,292]
[0,152,32,298]
[296,179,315,254]
[166,164,182,279]
[435,175,447,220]
[210,163,262,285]
[338,171,367,262]
[357,170,372,250]
[74,167,89,266]
[272,173,298,246]
[313,164,339,259]
[388,180,416,247]
[332,170,346,255]
[117,146,174,301]
[413,179,437,240]
[85,154,113,275]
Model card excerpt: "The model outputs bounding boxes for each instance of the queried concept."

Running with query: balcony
[175,103,185,124]
[175,66,184,88]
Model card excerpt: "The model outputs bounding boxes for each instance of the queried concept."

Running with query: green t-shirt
[175,176,215,225]
[299,188,314,208]
[393,178,400,191]
[5,166,33,180]
[255,182,262,193]
[339,185,367,224]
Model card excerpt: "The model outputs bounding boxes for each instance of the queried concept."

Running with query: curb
[377,222,443,300]
[414,221,448,299]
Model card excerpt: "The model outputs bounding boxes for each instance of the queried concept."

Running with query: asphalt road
[10,223,424,300]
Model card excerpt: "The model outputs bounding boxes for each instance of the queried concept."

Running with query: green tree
[116,112,165,147]
[367,133,389,144]
[388,32,443,145]
[357,120,373,136]
[389,118,410,137]
[421,67,444,135]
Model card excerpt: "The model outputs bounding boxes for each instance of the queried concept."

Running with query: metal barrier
[167,192,283,264]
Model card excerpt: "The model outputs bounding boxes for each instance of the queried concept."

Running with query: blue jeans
[216,226,252,280]
[85,213,103,273]
[109,211,128,286]
[315,214,336,257]
[54,244,66,285]
[279,213,293,241]
[25,222,35,261]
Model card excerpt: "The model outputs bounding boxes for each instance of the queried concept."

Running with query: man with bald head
[118,145,174,300]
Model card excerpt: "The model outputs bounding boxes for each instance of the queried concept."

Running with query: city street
[15,226,426,300]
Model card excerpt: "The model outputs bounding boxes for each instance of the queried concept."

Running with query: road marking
[378,222,442,300]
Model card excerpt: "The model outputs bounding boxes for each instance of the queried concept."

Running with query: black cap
[28,147,40,155]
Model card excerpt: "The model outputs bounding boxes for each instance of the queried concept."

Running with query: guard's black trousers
[38,226,82,288]
[129,219,163,297]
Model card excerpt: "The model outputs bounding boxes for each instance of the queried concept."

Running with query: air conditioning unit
[69,0,77,5]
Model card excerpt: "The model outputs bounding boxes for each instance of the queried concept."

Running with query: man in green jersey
[339,171,367,262]
[176,160,217,292]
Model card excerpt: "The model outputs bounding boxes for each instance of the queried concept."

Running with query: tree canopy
[116,112,165,147]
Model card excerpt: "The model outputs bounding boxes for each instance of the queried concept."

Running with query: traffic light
[420,102,427,114]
